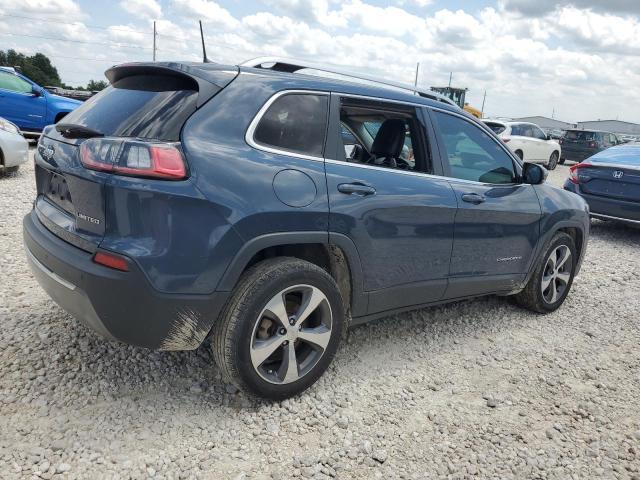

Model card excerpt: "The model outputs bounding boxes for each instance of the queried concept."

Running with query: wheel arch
[217,232,367,317]
[524,220,587,288]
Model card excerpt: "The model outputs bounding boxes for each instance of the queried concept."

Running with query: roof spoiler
[105,63,238,108]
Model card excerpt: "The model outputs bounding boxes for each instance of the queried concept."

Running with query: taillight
[93,251,129,271]
[569,162,590,184]
[559,138,563,145]
[80,137,187,180]
[502,138,510,143]
[588,141,599,148]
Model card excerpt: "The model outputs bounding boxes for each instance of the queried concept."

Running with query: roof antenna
[199,20,210,63]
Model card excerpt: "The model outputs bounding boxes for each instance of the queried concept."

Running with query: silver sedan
[0,117,29,174]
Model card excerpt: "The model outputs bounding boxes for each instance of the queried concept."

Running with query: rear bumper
[560,148,595,162]
[563,181,640,223]
[23,210,229,350]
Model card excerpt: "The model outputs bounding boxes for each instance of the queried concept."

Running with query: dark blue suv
[23,59,590,399]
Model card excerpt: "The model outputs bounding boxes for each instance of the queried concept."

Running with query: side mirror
[31,86,42,97]
[522,162,547,185]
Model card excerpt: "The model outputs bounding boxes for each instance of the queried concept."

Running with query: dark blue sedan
[564,143,640,225]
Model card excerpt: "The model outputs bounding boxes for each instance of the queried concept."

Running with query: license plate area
[45,172,75,215]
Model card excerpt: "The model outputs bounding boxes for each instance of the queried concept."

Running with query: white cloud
[119,0,162,20]
[260,0,346,27]
[5,0,640,123]
[170,0,239,30]
[1,0,84,19]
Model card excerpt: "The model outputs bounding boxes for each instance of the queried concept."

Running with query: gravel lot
[1,152,639,480]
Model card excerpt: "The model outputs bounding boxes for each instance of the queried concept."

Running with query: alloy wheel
[541,245,572,304]
[250,285,333,384]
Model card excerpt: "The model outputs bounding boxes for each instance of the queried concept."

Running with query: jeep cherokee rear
[24,60,589,400]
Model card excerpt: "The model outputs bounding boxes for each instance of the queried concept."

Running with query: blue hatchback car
[0,67,81,136]
[23,58,590,399]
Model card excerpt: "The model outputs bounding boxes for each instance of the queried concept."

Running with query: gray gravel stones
[1,153,639,478]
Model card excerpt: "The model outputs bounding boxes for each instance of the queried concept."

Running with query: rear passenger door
[325,95,458,315]
[530,125,551,161]
[428,109,542,298]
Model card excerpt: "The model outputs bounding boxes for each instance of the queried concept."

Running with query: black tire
[514,232,577,313]
[558,157,566,165]
[514,150,523,160]
[546,151,559,170]
[212,257,344,400]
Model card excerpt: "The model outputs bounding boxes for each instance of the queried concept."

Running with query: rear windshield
[564,130,596,141]
[60,75,198,141]
[484,122,506,134]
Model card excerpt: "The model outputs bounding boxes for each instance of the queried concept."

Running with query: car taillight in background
[558,138,564,145]
[80,137,187,180]
[502,138,510,143]
[588,141,599,148]
[569,162,590,184]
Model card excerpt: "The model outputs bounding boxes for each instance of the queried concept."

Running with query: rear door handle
[461,193,485,204]
[337,182,376,196]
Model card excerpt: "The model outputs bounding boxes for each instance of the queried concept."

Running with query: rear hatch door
[34,63,238,252]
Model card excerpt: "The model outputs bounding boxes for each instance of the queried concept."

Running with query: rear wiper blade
[56,123,104,139]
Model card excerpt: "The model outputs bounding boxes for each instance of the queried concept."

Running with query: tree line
[0,50,108,91]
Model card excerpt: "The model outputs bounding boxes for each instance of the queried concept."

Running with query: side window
[338,98,429,172]
[433,110,516,184]
[609,134,617,145]
[521,125,534,138]
[532,126,547,140]
[0,71,32,94]
[253,93,328,157]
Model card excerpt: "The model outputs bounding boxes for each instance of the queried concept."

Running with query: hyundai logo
[612,170,624,179]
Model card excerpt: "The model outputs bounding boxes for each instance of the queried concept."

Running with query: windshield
[61,75,198,141]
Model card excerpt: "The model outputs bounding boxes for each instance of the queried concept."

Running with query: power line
[46,53,150,63]
[0,13,184,41]
[0,32,154,50]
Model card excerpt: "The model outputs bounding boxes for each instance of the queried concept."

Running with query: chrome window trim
[246,89,527,188]
[245,89,330,163]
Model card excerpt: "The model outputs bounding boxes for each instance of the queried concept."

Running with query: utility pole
[413,62,420,95]
[152,21,157,61]
[448,72,452,88]
[481,90,487,117]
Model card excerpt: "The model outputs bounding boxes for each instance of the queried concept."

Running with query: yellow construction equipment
[430,86,482,118]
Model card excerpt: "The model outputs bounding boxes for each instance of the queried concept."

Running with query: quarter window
[0,71,32,94]
[253,93,329,157]
[433,111,516,184]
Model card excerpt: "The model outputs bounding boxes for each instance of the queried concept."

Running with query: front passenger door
[429,109,542,298]
[0,71,46,130]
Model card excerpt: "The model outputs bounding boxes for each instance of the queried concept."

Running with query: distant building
[576,120,640,136]
[512,116,575,130]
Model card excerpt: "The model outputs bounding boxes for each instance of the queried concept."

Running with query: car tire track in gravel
[1,152,639,479]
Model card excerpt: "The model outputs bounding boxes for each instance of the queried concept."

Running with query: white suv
[483,120,562,170]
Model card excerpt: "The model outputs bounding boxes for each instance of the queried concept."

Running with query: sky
[1,0,640,123]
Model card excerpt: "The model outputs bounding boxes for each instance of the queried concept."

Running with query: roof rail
[240,57,459,108]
